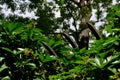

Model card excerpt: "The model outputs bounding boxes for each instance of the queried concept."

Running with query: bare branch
[42,42,58,56]
[63,32,78,48]
[87,22,101,40]
[42,42,62,68]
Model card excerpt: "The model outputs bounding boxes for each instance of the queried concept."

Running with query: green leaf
[1,47,13,53]
[112,28,120,31]
[103,55,119,68]
[2,21,24,34]
[52,41,62,48]
[33,28,42,33]
[44,54,56,62]
[105,23,114,33]
[108,67,117,73]
[13,50,23,55]
[26,63,37,69]
[1,76,10,80]
[90,56,102,68]
[0,57,4,62]
[103,37,118,46]
[0,64,8,72]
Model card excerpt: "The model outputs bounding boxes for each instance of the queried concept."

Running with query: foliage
[105,5,120,37]
[1,18,120,79]
[0,20,66,80]
[0,0,114,35]
[0,0,120,80]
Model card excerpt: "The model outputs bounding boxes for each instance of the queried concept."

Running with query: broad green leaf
[1,76,10,80]
[2,21,24,34]
[0,64,8,72]
[108,68,117,73]
[103,55,119,68]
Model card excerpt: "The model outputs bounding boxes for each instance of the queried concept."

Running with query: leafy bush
[0,20,66,80]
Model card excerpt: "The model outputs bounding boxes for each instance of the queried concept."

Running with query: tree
[0,0,115,49]
[1,0,120,80]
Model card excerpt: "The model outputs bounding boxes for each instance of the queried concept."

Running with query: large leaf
[1,76,10,80]
[0,64,8,73]
[2,21,24,35]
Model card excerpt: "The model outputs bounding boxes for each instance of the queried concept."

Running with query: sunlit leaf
[26,63,37,69]
[1,76,10,80]
[0,64,8,72]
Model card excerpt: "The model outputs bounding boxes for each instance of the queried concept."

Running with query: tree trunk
[71,0,92,49]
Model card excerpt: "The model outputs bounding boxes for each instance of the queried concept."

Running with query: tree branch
[63,32,78,48]
[87,22,101,40]
[42,42,58,56]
